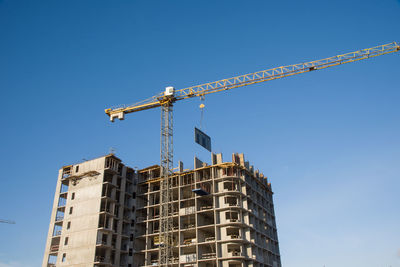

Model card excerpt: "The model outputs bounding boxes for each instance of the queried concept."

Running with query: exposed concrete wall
[59,169,103,266]
[42,154,137,267]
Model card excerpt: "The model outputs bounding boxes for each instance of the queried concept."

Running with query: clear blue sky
[0,1,399,266]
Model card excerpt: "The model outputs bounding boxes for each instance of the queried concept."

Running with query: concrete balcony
[200,252,216,260]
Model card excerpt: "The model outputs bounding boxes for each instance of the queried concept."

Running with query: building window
[60,183,69,194]
[67,221,71,229]
[64,237,69,245]
[71,192,75,200]
[226,211,239,221]
[62,253,66,262]
[224,196,237,206]
[48,255,57,265]
[69,207,73,214]
[75,165,79,172]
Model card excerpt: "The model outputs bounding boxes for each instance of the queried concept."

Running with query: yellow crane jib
[105,41,399,120]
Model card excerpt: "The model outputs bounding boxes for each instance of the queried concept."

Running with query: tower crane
[105,42,399,266]
[0,219,16,224]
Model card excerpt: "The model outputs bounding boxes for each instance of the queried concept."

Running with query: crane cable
[199,95,205,130]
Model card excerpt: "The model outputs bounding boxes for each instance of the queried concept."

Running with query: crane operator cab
[164,86,175,97]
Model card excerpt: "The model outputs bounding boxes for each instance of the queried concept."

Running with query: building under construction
[42,153,281,267]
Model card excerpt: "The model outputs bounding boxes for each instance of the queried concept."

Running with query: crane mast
[105,42,399,266]
[159,101,174,265]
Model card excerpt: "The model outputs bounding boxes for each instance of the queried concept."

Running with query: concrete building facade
[43,153,281,267]
[42,154,137,267]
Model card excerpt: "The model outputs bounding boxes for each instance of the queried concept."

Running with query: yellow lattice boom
[105,42,399,120]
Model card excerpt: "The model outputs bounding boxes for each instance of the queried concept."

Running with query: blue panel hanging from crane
[194,127,211,152]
